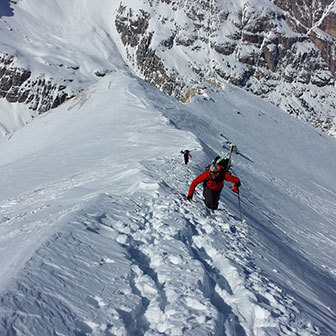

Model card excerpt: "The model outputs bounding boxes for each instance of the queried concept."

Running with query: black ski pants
[203,184,221,210]
[184,154,189,165]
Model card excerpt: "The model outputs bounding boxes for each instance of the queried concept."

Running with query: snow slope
[0,0,122,76]
[0,70,336,335]
[0,0,124,134]
[0,0,336,335]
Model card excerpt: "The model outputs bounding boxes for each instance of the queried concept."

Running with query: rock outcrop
[0,53,70,114]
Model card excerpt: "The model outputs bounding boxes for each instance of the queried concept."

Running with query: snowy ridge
[0,70,336,335]
[0,157,318,335]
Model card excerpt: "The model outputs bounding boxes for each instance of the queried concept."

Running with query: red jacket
[187,170,240,198]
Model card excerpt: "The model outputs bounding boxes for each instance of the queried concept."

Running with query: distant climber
[181,149,192,165]
[186,162,241,210]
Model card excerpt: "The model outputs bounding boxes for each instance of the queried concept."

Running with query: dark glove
[187,195,193,201]
[235,181,241,188]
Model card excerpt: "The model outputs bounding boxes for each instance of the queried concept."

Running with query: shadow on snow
[0,0,14,18]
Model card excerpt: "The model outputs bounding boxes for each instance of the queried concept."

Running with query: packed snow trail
[153,82,336,331]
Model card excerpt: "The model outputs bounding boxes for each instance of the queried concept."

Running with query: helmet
[209,164,221,179]
[209,164,220,173]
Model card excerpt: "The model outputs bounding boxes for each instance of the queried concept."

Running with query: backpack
[206,157,230,172]
[215,157,229,172]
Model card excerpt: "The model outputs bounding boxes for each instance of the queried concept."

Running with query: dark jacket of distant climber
[181,150,192,165]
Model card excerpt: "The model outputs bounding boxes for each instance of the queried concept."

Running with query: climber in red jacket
[187,163,240,210]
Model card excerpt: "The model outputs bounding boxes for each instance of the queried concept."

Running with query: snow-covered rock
[114,0,336,135]
[1,0,336,136]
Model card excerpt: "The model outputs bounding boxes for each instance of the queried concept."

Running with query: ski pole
[237,189,243,223]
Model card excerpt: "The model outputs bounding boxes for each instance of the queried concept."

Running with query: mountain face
[273,0,336,77]
[114,0,336,135]
[1,0,336,136]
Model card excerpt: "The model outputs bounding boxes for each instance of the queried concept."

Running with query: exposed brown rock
[319,12,336,38]
[0,53,70,113]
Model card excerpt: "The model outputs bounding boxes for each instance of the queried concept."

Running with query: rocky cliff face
[114,0,336,135]
[1,0,335,136]
[0,53,71,115]
[273,0,336,76]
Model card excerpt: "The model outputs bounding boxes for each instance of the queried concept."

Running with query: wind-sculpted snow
[0,72,335,335]
[0,158,320,335]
